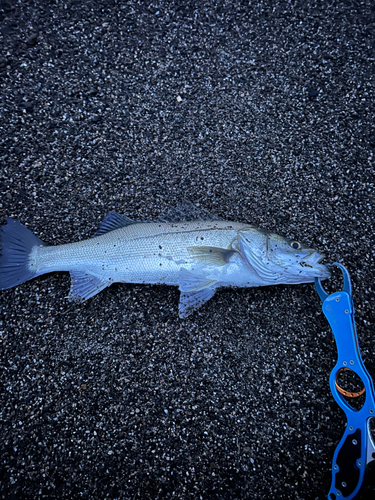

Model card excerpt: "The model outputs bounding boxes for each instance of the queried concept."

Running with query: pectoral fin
[188,246,236,266]
[69,271,111,301]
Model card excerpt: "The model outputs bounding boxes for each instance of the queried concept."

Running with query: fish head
[238,228,330,284]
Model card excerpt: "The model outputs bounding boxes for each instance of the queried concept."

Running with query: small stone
[1,26,14,35]
[308,88,319,98]
[26,33,38,47]
[2,0,13,12]
[23,102,34,113]
[176,95,182,102]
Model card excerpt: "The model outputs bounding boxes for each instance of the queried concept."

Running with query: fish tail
[0,218,46,290]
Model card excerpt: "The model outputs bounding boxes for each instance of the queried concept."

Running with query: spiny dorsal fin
[158,200,222,223]
[94,211,135,237]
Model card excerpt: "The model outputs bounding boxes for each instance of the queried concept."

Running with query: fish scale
[31,220,245,285]
[0,212,330,317]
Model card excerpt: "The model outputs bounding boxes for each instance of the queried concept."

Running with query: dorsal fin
[94,211,135,236]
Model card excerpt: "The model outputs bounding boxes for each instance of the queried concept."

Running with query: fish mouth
[300,252,331,278]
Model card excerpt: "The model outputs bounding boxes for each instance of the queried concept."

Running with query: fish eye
[290,241,301,250]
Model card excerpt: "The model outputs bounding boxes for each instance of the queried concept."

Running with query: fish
[0,211,330,317]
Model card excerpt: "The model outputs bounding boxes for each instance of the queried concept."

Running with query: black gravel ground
[1,1,374,499]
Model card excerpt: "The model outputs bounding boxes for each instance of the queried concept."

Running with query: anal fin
[69,271,111,301]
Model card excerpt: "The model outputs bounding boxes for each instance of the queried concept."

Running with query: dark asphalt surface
[1,1,375,499]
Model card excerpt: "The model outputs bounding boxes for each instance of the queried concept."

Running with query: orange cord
[335,368,365,398]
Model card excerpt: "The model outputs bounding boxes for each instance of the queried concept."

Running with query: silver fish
[0,212,330,317]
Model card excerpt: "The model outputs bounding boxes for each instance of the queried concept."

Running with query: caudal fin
[0,218,46,290]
